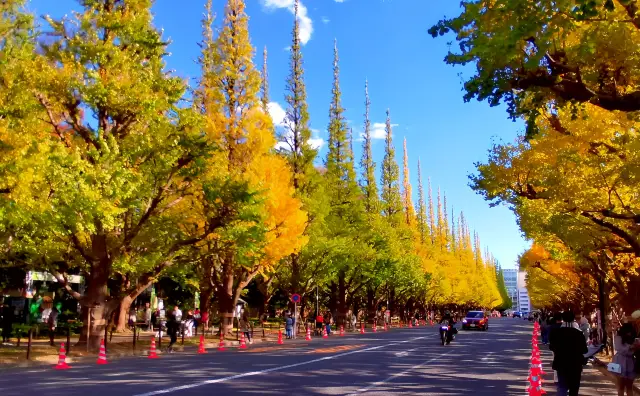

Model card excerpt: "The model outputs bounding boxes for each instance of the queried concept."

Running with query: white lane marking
[347,350,451,395]
[134,336,427,396]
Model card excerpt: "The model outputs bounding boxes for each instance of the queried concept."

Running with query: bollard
[158,329,162,349]
[132,325,137,351]
[26,329,32,360]
[66,326,71,356]
[104,325,109,355]
[181,327,185,345]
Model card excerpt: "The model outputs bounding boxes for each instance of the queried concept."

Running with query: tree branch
[581,211,640,255]
[50,270,82,300]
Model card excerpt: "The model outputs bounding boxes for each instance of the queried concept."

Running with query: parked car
[513,311,522,318]
[461,311,489,331]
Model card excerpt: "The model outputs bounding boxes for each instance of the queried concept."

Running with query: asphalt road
[0,318,536,396]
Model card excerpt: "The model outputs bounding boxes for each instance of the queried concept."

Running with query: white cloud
[262,0,313,45]
[368,122,398,139]
[308,137,325,150]
[334,0,346,2]
[267,102,286,127]
[271,106,325,151]
[322,17,330,24]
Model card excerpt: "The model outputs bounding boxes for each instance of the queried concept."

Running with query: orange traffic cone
[96,339,108,364]
[372,322,377,332]
[305,327,312,341]
[384,322,388,331]
[277,330,284,345]
[198,335,207,354]
[54,342,71,370]
[322,326,328,339]
[148,336,159,359]
[409,320,413,328]
[239,333,247,349]
[218,335,226,351]
[360,323,365,334]
[339,325,345,336]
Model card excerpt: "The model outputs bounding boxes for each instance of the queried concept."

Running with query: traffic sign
[291,293,301,303]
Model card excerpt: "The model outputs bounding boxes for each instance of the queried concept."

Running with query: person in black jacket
[549,310,588,396]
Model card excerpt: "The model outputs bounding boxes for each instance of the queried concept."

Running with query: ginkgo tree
[0,0,218,346]
[430,0,640,135]
[471,104,640,312]
[192,0,306,335]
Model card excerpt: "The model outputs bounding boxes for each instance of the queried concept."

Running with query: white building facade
[502,269,519,310]
[517,271,532,314]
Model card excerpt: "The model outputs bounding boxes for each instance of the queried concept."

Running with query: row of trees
[431,0,640,318]
[0,0,505,349]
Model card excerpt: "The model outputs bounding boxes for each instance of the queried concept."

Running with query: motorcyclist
[439,311,456,343]
[439,310,454,326]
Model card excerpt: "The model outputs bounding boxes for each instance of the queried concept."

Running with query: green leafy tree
[429,0,640,134]
[380,109,403,225]
[0,0,212,345]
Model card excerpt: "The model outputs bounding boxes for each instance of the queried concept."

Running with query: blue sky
[27,0,530,268]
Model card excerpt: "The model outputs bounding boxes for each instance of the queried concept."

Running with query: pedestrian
[549,310,588,396]
[285,314,294,339]
[576,313,590,343]
[541,316,550,345]
[193,309,201,332]
[612,322,639,396]
[184,310,194,337]
[128,308,137,330]
[240,314,252,344]
[315,312,323,336]
[151,309,159,336]
[144,302,152,332]
[324,312,332,335]
[166,307,179,353]
[47,306,59,346]
[1,303,13,344]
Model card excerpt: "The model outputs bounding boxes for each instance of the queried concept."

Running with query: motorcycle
[440,323,456,345]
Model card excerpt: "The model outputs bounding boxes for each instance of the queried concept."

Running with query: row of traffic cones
[54,318,431,370]
[527,320,546,395]
[54,338,109,370]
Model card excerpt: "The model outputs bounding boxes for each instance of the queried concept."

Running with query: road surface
[1,319,537,395]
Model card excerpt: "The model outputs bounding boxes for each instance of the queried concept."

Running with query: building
[517,271,532,314]
[502,269,519,310]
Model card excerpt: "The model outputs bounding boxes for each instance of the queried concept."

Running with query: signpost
[291,294,300,339]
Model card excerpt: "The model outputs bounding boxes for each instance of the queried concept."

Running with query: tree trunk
[114,295,134,332]
[337,269,347,326]
[199,261,215,331]
[78,236,113,350]
[621,275,640,314]
[216,258,235,336]
[366,287,378,323]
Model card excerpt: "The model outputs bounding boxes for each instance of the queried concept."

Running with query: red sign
[290,294,301,303]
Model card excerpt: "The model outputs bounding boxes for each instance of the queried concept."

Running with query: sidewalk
[0,325,369,369]
[541,349,640,395]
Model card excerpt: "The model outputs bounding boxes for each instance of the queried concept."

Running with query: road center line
[347,349,451,395]
[133,336,427,396]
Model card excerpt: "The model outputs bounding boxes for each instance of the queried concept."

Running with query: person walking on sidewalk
[285,314,294,339]
[324,312,332,336]
[240,314,252,344]
[613,322,639,396]
[549,310,588,396]
[47,307,59,346]
[166,306,180,353]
